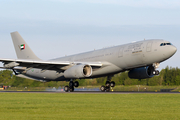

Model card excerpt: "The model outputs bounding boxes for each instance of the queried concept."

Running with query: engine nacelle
[128,66,154,79]
[64,64,92,79]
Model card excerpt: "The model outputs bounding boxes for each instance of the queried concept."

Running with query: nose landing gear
[153,70,159,75]
[152,63,160,75]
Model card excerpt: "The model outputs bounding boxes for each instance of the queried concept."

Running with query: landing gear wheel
[100,85,106,92]
[69,87,74,92]
[155,70,159,75]
[64,86,69,92]
[106,87,110,92]
[69,81,74,87]
[74,81,79,87]
[153,70,160,75]
[106,81,110,87]
[110,81,115,87]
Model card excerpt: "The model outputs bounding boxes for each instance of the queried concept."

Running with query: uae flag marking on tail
[21,44,25,50]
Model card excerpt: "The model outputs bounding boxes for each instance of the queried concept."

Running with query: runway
[0,91,180,94]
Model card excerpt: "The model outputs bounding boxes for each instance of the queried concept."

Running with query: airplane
[0,31,177,92]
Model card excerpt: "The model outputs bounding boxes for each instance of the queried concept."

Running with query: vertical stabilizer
[11,31,41,60]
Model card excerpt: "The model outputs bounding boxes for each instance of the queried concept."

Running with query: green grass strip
[0,93,180,120]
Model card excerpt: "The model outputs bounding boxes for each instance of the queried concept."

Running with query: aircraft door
[118,47,124,57]
[146,42,153,52]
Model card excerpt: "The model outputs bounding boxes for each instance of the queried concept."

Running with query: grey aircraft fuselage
[24,39,177,81]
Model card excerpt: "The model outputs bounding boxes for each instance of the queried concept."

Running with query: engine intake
[64,64,92,79]
[128,66,155,79]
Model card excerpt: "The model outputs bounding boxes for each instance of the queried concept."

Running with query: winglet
[11,31,41,60]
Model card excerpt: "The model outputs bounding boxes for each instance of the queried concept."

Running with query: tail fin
[11,31,41,60]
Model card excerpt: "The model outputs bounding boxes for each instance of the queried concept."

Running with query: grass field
[0,93,180,120]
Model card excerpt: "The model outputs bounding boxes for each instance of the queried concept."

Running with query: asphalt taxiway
[0,91,180,94]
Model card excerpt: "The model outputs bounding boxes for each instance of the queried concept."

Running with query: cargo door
[146,42,153,52]
[118,47,124,57]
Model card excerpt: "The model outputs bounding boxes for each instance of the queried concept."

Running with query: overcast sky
[0,0,180,70]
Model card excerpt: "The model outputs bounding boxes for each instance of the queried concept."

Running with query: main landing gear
[64,81,79,92]
[100,76,115,92]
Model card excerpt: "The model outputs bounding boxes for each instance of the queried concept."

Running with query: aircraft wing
[0,58,103,71]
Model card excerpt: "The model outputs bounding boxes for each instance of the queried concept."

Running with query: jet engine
[128,66,155,79]
[64,64,92,79]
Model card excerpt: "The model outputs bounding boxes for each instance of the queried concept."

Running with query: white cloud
[50,0,180,9]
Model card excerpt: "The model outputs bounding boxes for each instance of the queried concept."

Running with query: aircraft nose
[174,46,177,52]
[171,46,177,54]
[164,45,177,58]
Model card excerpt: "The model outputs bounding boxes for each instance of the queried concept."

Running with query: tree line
[0,66,180,87]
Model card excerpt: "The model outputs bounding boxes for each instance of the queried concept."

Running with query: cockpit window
[166,43,172,45]
[160,43,172,46]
